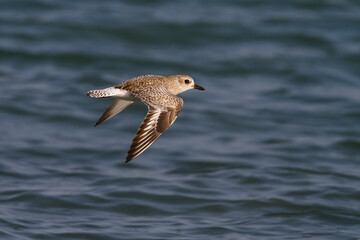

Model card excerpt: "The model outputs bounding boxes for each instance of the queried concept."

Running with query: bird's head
[168,75,205,95]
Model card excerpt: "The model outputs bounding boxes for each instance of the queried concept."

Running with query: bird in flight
[87,74,205,163]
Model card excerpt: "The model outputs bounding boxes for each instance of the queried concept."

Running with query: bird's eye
[184,79,190,84]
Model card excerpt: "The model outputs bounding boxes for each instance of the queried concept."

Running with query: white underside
[107,87,140,102]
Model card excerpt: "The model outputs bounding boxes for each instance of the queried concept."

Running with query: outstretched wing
[95,99,133,126]
[126,88,183,163]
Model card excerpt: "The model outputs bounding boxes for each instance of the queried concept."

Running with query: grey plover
[87,74,205,163]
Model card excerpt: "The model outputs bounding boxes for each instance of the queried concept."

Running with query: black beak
[194,84,205,90]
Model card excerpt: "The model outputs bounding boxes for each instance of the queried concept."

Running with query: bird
[87,74,205,163]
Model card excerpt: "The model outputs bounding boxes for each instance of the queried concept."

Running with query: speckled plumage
[87,74,205,163]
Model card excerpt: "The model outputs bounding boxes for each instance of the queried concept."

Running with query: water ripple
[1,0,360,239]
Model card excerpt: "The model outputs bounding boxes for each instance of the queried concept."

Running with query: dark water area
[1,0,360,239]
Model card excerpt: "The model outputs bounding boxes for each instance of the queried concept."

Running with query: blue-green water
[1,0,360,239]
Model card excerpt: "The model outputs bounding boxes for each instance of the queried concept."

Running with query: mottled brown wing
[125,91,183,163]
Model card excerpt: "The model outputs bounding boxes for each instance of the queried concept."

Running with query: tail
[88,86,134,126]
[87,87,122,98]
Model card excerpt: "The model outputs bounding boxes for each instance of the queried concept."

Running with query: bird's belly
[114,89,141,102]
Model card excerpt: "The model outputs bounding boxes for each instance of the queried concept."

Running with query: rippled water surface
[1,0,360,239]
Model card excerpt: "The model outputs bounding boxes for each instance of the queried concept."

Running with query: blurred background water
[1,0,360,239]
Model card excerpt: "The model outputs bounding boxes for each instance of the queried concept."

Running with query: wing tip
[94,118,104,127]
[125,155,134,163]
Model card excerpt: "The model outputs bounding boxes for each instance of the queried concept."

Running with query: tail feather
[87,87,121,98]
